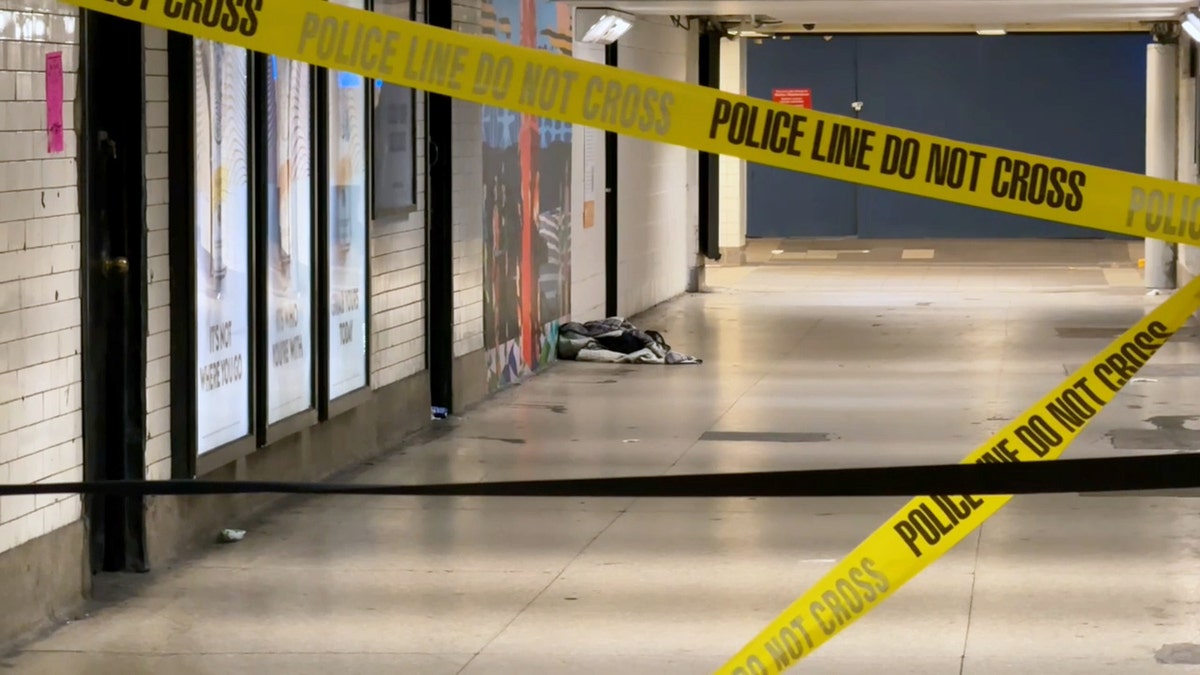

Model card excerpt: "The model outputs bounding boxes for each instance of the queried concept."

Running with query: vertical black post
[315,63,332,419]
[604,42,619,317]
[698,29,722,261]
[1192,41,1199,170]
[252,53,269,441]
[167,30,199,478]
[426,0,454,412]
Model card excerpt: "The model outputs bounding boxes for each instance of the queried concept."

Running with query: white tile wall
[569,37,606,322]
[370,3,427,389]
[451,0,484,359]
[144,26,171,480]
[0,0,83,554]
[719,37,747,250]
[616,17,698,317]
[369,204,426,388]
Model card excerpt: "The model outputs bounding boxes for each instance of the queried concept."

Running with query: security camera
[802,23,815,31]
[1150,21,1179,43]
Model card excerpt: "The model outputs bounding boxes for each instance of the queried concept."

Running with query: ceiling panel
[558,0,1194,31]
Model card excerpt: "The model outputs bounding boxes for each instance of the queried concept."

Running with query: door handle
[98,130,117,158]
[103,256,129,277]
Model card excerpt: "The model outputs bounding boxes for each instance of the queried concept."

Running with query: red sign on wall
[772,88,813,109]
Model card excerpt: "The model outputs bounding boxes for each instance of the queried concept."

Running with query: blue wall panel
[746,33,1149,239]
[855,33,1148,238]
[746,36,859,238]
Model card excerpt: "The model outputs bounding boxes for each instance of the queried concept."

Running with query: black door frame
[80,10,149,574]
[604,42,619,317]
[697,28,722,261]
[425,0,454,413]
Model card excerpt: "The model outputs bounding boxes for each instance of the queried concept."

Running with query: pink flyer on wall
[45,51,64,154]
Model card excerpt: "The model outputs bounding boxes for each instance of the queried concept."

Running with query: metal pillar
[718,36,747,261]
[1178,41,1200,286]
[1146,35,1179,290]
[697,27,721,262]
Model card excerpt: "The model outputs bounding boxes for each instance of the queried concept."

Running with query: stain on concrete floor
[1106,415,1200,452]
[1156,643,1200,665]
[698,431,835,443]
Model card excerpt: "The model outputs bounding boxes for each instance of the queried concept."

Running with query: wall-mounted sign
[372,79,416,216]
[193,40,252,454]
[371,0,415,218]
[773,88,813,109]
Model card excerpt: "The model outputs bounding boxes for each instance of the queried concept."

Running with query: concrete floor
[730,237,1143,267]
[8,242,1200,674]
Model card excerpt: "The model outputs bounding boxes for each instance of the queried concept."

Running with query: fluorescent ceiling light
[579,10,634,44]
[1184,12,1200,43]
[975,26,1006,36]
[1185,21,1200,44]
[730,29,770,38]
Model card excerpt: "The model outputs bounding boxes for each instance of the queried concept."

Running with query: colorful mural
[481,0,573,392]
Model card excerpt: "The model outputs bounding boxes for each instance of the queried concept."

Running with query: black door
[81,10,149,574]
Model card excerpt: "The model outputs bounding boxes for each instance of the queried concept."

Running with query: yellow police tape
[58,0,1200,670]
[62,0,1200,245]
[716,274,1200,674]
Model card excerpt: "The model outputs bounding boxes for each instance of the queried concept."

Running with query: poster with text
[266,56,314,423]
[327,65,368,400]
[194,40,251,454]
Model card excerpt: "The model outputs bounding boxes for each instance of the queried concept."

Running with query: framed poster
[193,39,252,454]
[326,0,370,401]
[371,0,417,217]
[264,55,316,424]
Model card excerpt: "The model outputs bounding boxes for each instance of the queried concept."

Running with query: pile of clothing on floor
[557,317,702,365]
